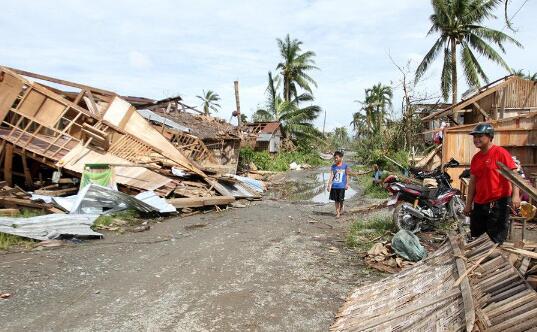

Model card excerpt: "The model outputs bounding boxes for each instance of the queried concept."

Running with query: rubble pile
[0,66,263,242]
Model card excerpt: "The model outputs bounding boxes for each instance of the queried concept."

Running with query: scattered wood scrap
[167,196,235,208]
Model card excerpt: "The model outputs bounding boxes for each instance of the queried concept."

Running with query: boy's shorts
[329,188,345,202]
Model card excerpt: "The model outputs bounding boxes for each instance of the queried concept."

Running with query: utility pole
[234,80,241,128]
[322,109,326,136]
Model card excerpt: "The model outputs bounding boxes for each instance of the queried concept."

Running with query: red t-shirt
[470,145,516,204]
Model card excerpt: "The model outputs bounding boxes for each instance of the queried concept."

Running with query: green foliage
[239,147,323,171]
[93,209,143,229]
[416,0,522,102]
[346,214,396,251]
[196,90,221,115]
[0,233,34,250]
[355,173,389,199]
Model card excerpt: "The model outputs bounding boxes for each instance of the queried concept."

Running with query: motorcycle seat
[403,184,437,199]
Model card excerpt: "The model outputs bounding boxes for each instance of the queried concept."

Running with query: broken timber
[331,234,537,331]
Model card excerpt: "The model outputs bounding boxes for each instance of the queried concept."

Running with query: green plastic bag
[80,164,114,189]
[391,230,427,262]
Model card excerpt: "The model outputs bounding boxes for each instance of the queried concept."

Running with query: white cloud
[0,0,535,131]
[128,51,153,69]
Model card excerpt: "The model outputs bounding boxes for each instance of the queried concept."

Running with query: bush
[239,148,324,171]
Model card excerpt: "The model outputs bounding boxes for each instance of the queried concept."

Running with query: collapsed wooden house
[0,66,218,197]
[331,234,537,331]
[138,106,241,174]
[244,121,282,153]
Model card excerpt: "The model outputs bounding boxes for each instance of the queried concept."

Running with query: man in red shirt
[463,123,520,243]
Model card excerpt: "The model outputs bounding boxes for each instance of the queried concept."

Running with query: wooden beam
[499,87,507,119]
[449,235,476,332]
[473,102,491,120]
[167,196,235,208]
[5,67,117,96]
[84,90,100,116]
[21,149,33,187]
[4,144,13,187]
[497,161,537,202]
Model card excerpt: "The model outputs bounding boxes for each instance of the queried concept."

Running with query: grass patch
[93,209,145,230]
[0,233,35,250]
[354,174,389,199]
[18,209,47,218]
[346,214,396,251]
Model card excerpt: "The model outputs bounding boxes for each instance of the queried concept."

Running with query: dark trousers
[470,197,511,244]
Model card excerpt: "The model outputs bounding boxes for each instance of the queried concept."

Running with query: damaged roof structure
[244,121,282,153]
[0,66,261,213]
[331,234,537,331]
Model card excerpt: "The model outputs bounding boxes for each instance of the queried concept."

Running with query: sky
[1,0,535,132]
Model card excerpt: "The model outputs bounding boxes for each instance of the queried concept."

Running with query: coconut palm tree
[332,127,350,148]
[276,34,318,102]
[416,0,522,104]
[196,90,221,115]
[350,111,368,138]
[512,69,537,82]
[253,72,322,141]
[355,83,393,135]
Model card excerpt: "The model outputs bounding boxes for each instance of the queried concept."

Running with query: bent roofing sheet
[0,214,101,241]
[137,109,192,133]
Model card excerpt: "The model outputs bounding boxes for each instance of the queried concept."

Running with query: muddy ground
[0,168,385,332]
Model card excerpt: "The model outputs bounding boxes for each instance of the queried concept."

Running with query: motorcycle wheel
[393,202,421,233]
[449,195,466,223]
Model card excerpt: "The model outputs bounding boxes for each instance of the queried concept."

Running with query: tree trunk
[451,38,457,105]
[284,76,290,102]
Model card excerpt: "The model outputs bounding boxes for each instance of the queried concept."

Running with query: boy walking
[327,151,354,218]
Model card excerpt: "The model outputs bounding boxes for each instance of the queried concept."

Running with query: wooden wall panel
[18,90,46,117]
[0,70,24,122]
[34,98,65,126]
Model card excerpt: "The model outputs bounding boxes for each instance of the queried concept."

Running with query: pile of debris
[332,234,537,331]
[0,66,264,243]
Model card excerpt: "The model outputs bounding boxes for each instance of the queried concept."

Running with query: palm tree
[332,127,350,148]
[350,111,368,138]
[416,0,522,104]
[253,72,322,141]
[276,34,318,102]
[355,83,393,135]
[512,69,537,82]
[367,83,393,131]
[196,90,221,115]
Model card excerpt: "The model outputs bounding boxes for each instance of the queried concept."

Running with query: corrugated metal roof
[137,109,191,133]
[0,214,101,241]
[261,122,280,134]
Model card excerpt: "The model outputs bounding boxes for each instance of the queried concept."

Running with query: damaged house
[0,66,258,203]
[136,102,241,175]
[416,75,537,185]
[244,121,282,153]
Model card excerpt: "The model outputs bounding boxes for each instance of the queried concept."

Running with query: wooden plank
[21,150,33,187]
[34,187,78,196]
[473,102,491,120]
[6,67,117,96]
[449,235,476,332]
[501,247,537,260]
[497,161,537,202]
[3,144,13,187]
[0,208,19,216]
[167,196,235,208]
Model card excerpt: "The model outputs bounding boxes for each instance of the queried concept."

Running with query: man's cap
[469,123,494,138]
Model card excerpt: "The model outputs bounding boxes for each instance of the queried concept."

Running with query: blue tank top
[331,163,348,189]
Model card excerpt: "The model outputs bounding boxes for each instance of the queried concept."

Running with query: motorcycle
[383,158,466,232]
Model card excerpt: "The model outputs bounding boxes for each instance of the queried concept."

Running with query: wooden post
[4,144,13,187]
[21,149,33,187]
[234,81,241,128]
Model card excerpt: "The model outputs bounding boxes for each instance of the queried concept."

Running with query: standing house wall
[442,113,537,188]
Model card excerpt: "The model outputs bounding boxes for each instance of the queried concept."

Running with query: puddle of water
[269,172,357,203]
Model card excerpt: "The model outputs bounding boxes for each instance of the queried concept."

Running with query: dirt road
[0,169,382,331]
